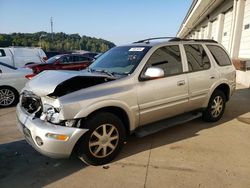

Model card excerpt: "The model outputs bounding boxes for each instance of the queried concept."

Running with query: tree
[0,32,116,52]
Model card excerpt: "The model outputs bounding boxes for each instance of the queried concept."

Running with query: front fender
[74,99,139,131]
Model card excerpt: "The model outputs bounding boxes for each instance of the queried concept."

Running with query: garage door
[222,9,233,52]
[200,28,204,39]
[211,19,218,40]
[196,31,200,39]
[239,0,250,58]
[203,26,208,39]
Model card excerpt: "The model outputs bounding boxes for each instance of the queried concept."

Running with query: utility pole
[50,17,54,41]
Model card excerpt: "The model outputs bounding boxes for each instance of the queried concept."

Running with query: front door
[137,45,189,126]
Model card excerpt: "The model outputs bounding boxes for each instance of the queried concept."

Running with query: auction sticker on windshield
[129,47,145,52]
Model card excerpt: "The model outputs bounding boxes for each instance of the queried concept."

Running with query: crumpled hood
[25,70,115,97]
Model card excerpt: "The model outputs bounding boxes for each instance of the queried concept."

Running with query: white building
[177,0,250,87]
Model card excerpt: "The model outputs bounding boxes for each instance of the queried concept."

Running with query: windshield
[46,55,62,64]
[89,46,151,75]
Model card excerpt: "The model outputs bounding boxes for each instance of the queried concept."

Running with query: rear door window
[184,44,211,72]
[206,45,231,66]
[78,56,91,62]
[61,56,70,64]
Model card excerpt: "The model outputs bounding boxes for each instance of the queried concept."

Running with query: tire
[77,112,126,165]
[202,90,226,122]
[0,87,19,107]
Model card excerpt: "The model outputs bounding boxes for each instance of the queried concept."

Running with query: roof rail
[133,37,177,44]
[169,38,218,43]
[133,37,218,44]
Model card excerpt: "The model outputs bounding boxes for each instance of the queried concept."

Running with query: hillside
[0,32,116,52]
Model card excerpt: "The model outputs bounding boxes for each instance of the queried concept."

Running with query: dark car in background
[82,52,99,59]
[27,54,94,75]
[45,51,71,59]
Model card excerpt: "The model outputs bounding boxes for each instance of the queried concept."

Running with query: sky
[0,0,192,45]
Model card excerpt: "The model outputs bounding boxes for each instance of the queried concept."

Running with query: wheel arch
[202,82,231,109]
[213,83,230,101]
[0,85,19,96]
[83,106,131,136]
[74,100,138,135]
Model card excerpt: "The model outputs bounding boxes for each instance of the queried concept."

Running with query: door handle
[177,80,185,86]
[210,75,216,79]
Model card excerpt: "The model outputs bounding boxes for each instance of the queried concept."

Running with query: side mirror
[140,67,164,81]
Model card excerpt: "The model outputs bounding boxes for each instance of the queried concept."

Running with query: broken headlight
[40,104,60,124]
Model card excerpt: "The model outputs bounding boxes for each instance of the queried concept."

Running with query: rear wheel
[202,90,226,122]
[0,87,19,107]
[77,112,126,165]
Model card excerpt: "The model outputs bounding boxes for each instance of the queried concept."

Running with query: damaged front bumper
[16,104,88,158]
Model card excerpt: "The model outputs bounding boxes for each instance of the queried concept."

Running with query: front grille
[21,91,42,117]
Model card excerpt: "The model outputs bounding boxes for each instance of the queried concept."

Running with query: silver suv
[16,38,236,165]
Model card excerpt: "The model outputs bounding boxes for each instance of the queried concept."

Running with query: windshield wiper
[97,70,115,77]
[88,68,115,77]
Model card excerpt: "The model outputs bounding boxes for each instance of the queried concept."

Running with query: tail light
[25,74,36,80]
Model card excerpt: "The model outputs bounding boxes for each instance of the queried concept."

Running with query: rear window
[206,45,232,66]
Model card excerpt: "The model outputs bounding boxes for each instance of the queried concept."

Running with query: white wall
[211,19,219,40]
[221,9,233,52]
[239,0,250,58]
[236,70,250,87]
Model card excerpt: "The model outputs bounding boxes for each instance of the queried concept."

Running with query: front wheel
[202,90,226,122]
[77,112,126,165]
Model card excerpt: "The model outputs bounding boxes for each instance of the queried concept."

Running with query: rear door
[71,55,91,70]
[183,44,219,110]
[77,56,92,69]
[56,56,71,70]
[137,45,189,126]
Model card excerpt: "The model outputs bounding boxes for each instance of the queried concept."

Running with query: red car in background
[26,54,94,77]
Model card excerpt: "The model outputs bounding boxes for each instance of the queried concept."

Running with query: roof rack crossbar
[133,37,178,44]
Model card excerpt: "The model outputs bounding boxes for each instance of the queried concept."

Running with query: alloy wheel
[211,96,223,118]
[89,124,119,158]
[0,88,15,106]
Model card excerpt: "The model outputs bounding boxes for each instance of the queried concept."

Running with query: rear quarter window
[207,45,232,66]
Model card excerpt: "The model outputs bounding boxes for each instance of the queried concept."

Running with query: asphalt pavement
[0,85,250,188]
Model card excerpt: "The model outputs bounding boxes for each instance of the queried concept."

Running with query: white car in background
[0,62,32,107]
[0,47,47,68]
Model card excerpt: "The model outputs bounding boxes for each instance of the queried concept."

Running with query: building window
[224,32,227,36]
[244,24,250,30]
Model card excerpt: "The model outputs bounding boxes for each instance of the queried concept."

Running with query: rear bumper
[16,104,88,158]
